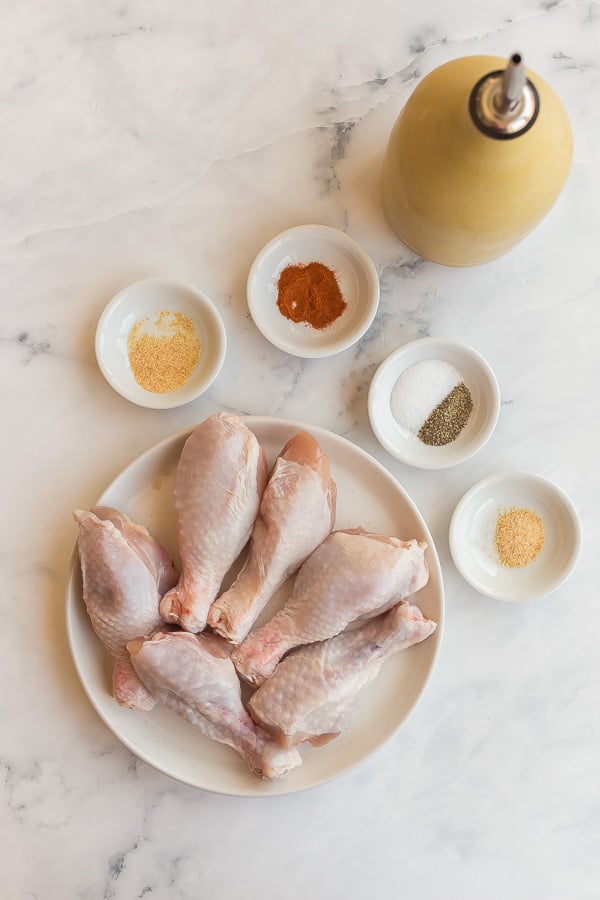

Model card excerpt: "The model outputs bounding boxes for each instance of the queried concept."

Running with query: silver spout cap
[469,53,540,139]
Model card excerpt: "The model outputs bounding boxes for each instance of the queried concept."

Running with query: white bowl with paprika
[95,279,227,409]
[449,471,581,602]
[247,224,380,358]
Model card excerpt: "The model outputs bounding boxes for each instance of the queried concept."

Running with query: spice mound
[127,311,201,394]
[494,507,545,568]
[390,359,473,446]
[276,261,347,330]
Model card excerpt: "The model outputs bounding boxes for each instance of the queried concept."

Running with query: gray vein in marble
[110,26,151,39]
[310,123,355,228]
[352,311,384,355]
[334,359,377,431]
[267,358,305,415]
[378,262,436,343]
[3,3,582,253]
[105,841,139,900]
[0,192,225,251]
[313,129,343,198]
[555,57,600,69]
[0,329,92,368]
[247,33,508,186]
[3,0,594,256]
[16,330,51,364]
[460,2,591,46]
[167,856,184,889]
[331,121,356,162]
[366,74,389,87]
[1,757,72,829]
[380,258,425,280]
[409,27,446,57]
[80,25,152,42]
[316,2,583,121]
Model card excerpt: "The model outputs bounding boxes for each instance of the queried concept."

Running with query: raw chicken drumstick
[160,413,267,633]
[208,431,336,643]
[248,600,436,747]
[73,506,179,710]
[128,631,302,779]
[232,528,429,686]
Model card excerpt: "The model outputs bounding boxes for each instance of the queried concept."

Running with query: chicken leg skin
[247,600,436,748]
[208,431,336,643]
[232,528,429,686]
[128,631,301,779]
[160,413,267,633]
[74,506,178,710]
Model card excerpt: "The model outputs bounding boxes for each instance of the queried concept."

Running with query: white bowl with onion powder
[368,337,500,469]
[95,279,227,409]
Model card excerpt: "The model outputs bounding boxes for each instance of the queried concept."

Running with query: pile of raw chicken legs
[74,413,436,780]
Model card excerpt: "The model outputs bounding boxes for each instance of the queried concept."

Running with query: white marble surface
[3,0,599,897]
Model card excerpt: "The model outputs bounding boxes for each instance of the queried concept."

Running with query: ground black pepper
[417,382,473,446]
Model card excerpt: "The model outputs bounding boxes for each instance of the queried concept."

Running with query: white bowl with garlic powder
[368,337,500,469]
[95,279,227,409]
[449,471,581,601]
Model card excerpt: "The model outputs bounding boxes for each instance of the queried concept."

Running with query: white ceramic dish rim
[246,224,380,358]
[94,278,227,409]
[368,337,501,469]
[65,416,444,797]
[449,470,582,602]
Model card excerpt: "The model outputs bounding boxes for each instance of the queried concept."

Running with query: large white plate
[66,417,444,797]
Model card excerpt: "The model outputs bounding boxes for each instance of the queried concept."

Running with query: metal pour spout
[496,52,526,111]
[470,52,540,140]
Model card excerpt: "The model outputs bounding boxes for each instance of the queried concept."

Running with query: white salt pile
[390,359,462,432]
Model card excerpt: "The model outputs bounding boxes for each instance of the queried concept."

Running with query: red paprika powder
[276,261,347,330]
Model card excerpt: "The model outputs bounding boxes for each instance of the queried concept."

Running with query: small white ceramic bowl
[247,224,380,358]
[95,279,227,409]
[368,337,500,469]
[449,472,581,602]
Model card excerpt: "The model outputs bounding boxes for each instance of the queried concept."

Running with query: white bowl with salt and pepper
[368,337,500,469]
[247,224,380,358]
[95,279,227,409]
[449,472,581,602]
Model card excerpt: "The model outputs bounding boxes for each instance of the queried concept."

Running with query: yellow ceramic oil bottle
[381,54,573,266]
